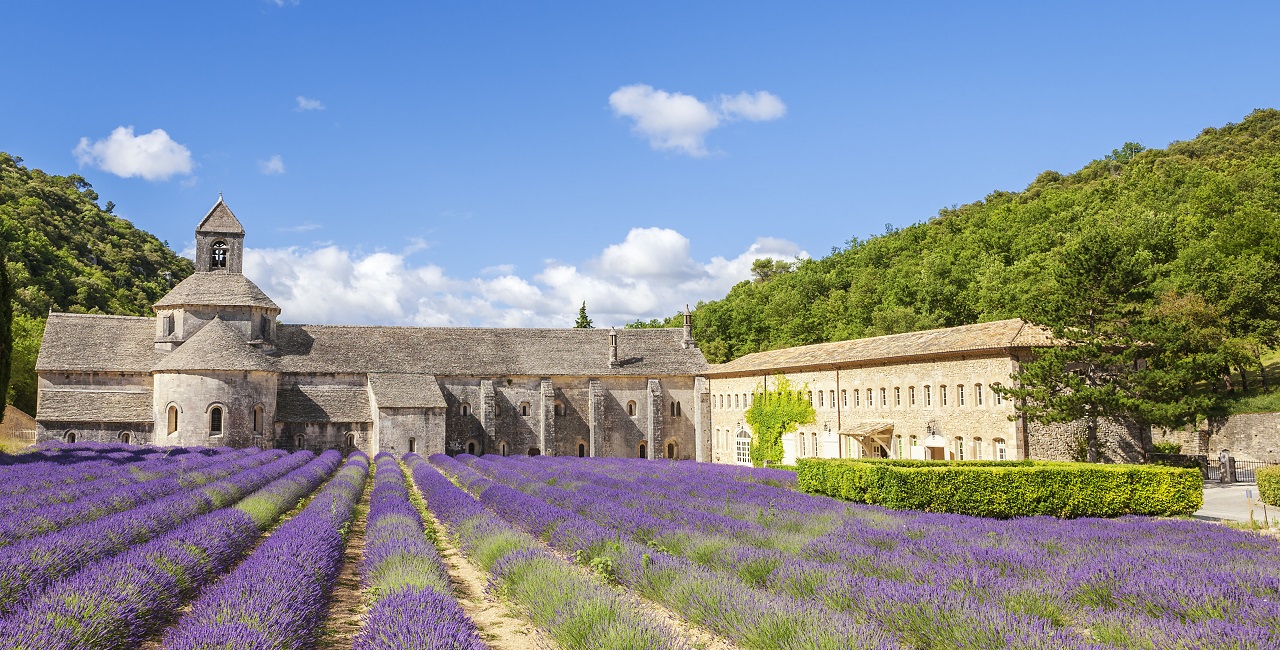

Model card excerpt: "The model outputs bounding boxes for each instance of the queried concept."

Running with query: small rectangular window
[976,384,984,406]
[941,386,948,406]
[854,389,860,407]
[924,386,932,407]
[958,385,965,406]
[880,388,887,407]
[894,387,901,407]
[909,386,916,406]
[842,389,847,407]
[818,391,824,407]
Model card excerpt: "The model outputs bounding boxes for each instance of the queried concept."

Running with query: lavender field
[0,442,1276,649]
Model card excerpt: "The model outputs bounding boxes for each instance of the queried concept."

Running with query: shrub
[1152,441,1182,454]
[797,459,1202,518]
[1259,466,1280,507]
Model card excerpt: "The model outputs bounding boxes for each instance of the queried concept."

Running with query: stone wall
[37,421,153,445]
[153,370,277,450]
[1154,412,1280,463]
[1025,417,1150,463]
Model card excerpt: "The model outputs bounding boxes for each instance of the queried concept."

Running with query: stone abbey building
[34,199,1148,463]
[35,200,712,459]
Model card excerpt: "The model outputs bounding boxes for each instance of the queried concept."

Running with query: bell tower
[194,195,245,273]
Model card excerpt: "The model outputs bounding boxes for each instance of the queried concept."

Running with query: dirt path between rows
[315,471,373,649]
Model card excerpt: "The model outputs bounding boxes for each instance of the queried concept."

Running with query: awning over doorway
[922,434,947,448]
[838,421,894,438]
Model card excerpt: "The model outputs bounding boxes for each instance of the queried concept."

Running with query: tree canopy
[0,153,194,414]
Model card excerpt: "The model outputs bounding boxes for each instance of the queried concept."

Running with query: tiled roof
[273,325,709,377]
[196,198,244,234]
[153,272,279,310]
[369,373,447,409]
[36,314,162,373]
[37,389,153,423]
[707,319,1053,376]
[276,385,372,423]
[153,318,279,373]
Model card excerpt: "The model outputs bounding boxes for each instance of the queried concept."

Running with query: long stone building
[35,200,712,459]
[34,199,1150,463]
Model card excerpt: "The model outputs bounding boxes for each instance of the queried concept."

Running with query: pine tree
[574,301,594,329]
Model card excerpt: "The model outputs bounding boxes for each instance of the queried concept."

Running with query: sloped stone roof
[196,198,244,234]
[153,318,279,373]
[36,314,162,373]
[707,319,1054,376]
[273,326,709,377]
[153,272,279,310]
[369,373,447,409]
[277,385,372,423]
[38,389,153,423]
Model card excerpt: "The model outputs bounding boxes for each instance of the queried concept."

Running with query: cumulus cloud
[259,154,286,175]
[73,126,194,181]
[243,229,806,327]
[609,84,786,157]
[295,95,324,111]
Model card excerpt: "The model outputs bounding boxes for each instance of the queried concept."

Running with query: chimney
[682,304,695,349]
[608,327,620,368]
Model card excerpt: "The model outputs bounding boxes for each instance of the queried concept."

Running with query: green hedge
[797,458,1202,518]
[1259,466,1280,507]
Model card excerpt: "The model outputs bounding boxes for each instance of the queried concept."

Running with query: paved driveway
[1195,482,1278,527]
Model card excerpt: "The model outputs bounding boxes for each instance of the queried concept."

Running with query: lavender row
[352,452,485,650]
[439,454,899,650]
[0,446,266,545]
[482,456,1280,649]
[407,453,684,650]
[0,446,252,519]
[0,448,295,614]
[161,452,369,650]
[0,444,206,497]
[0,450,344,650]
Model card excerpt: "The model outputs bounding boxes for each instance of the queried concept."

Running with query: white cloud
[295,95,325,111]
[243,229,806,327]
[609,84,786,157]
[73,126,194,181]
[259,154,286,175]
[277,222,321,233]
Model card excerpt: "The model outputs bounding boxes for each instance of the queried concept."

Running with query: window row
[715,383,1007,412]
[165,403,266,436]
[786,432,1011,461]
[456,399,684,419]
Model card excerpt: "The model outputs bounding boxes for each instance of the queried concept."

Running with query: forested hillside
[687,109,1280,378]
[0,153,194,413]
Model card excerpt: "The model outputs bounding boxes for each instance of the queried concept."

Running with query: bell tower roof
[196,196,245,235]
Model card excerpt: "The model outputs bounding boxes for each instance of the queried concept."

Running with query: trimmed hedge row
[797,458,1202,518]
[1259,466,1280,507]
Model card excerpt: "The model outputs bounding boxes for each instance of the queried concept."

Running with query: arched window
[528,447,541,457]
[894,387,901,407]
[295,434,305,450]
[975,384,984,406]
[467,441,477,455]
[65,431,76,443]
[995,438,1008,461]
[880,388,887,407]
[211,241,228,269]
[639,442,647,459]
[924,385,932,406]
[909,386,916,406]
[799,432,806,456]
[627,401,637,417]
[866,388,872,406]
[667,442,675,458]
[896,435,903,458]
[958,385,966,406]
[992,384,1004,405]
[408,437,417,453]
[675,401,682,417]
[854,389,860,407]
[167,405,178,434]
[209,406,223,435]
[119,432,130,444]
[460,402,471,416]
[940,385,948,406]
[841,390,847,407]
[501,442,508,457]
[818,391,824,407]
[829,390,835,408]
[735,430,751,465]
[806,391,813,405]
[253,405,263,434]
[974,437,984,460]
[812,432,818,457]
[954,437,965,460]
[345,433,356,448]
[520,402,531,417]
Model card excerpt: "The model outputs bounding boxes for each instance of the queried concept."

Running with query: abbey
[34,200,713,459]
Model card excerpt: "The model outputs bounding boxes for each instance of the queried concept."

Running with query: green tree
[744,375,815,467]
[0,243,10,423]
[574,301,594,329]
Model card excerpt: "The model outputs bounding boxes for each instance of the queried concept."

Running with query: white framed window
[974,437,984,460]
[995,438,1008,461]
[854,389,860,407]
[993,383,1004,405]
[894,387,901,407]
[799,432,806,456]
[909,386,916,406]
[941,386,948,406]
[896,436,903,458]
[811,432,819,457]
[866,388,872,406]
[842,389,847,407]
[954,437,965,460]
[829,390,835,408]
[975,383,984,406]
[818,391,824,407]
[958,385,966,406]
[880,388,887,407]
[924,385,932,407]
[735,430,751,465]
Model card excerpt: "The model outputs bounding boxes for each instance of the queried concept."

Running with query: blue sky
[5,2,1278,327]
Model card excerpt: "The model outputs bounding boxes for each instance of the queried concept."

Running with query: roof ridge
[281,323,683,333]
[47,312,153,321]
